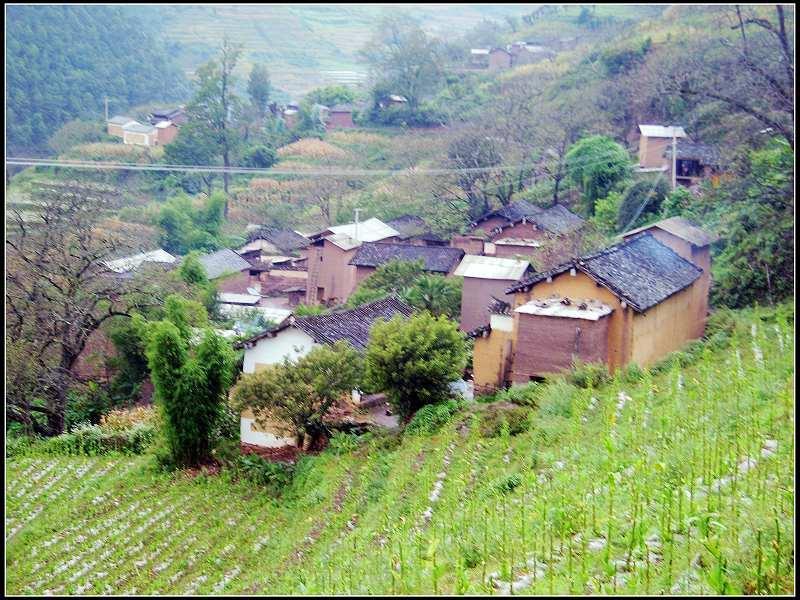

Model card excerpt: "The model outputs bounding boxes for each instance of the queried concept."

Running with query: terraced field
[6,307,794,594]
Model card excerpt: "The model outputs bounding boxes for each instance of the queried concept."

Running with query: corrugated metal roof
[326,233,362,251]
[327,218,399,243]
[104,249,176,273]
[623,217,718,247]
[471,48,490,54]
[638,124,687,138]
[515,297,613,321]
[453,255,531,280]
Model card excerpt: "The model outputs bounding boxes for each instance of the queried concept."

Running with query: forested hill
[6,5,189,156]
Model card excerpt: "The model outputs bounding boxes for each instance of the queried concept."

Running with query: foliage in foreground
[5,306,794,595]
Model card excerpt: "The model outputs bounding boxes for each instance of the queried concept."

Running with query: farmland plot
[5,308,794,594]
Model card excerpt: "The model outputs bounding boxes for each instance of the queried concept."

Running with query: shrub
[236,454,295,490]
[538,382,579,418]
[364,312,468,420]
[568,360,611,389]
[405,399,462,435]
[100,406,156,432]
[242,145,277,168]
[492,383,543,407]
[479,404,531,438]
[328,431,361,454]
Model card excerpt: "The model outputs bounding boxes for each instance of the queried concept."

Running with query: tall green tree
[184,38,243,210]
[565,135,633,215]
[360,14,443,108]
[247,63,271,120]
[146,321,235,467]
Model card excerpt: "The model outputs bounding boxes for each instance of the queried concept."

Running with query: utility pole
[104,96,109,122]
[354,208,361,242]
[671,126,677,191]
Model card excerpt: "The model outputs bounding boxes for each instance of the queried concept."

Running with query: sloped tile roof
[197,248,252,280]
[506,233,703,312]
[474,200,585,235]
[293,296,414,350]
[349,242,464,273]
[623,217,718,247]
[246,226,310,253]
[663,141,721,165]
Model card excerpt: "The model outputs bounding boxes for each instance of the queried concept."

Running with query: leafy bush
[38,420,157,457]
[491,382,545,408]
[538,382,579,418]
[568,360,611,389]
[405,399,462,435]
[365,312,468,420]
[479,404,531,438]
[100,406,156,432]
[236,454,295,490]
[65,382,112,430]
[328,431,361,455]
[242,145,278,168]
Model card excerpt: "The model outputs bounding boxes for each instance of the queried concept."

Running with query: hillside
[126,4,540,100]
[6,306,794,595]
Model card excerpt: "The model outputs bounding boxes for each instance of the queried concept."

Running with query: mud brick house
[305,218,400,304]
[326,104,355,129]
[452,201,585,269]
[663,141,722,187]
[148,106,188,126]
[122,121,159,146]
[236,297,413,447]
[238,226,310,263]
[453,255,533,332]
[104,248,176,276]
[622,217,717,337]
[470,48,491,68]
[385,215,448,246]
[195,248,256,295]
[637,124,687,169]
[471,229,712,392]
[153,120,179,145]
[349,243,465,286]
[489,47,513,70]
[260,257,308,300]
[107,115,136,138]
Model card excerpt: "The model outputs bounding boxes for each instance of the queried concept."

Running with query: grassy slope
[6,307,794,594]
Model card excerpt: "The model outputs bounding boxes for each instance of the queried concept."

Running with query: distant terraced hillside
[128,4,539,100]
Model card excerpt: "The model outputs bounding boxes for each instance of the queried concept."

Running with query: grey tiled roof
[349,242,464,273]
[663,141,721,165]
[474,200,585,235]
[624,217,718,247]
[506,233,702,312]
[197,248,252,280]
[247,226,310,253]
[294,296,414,350]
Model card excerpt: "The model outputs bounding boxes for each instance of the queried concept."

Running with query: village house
[103,248,176,276]
[488,47,513,70]
[259,257,309,306]
[453,254,533,332]
[385,215,448,246]
[237,226,310,263]
[195,248,258,295]
[107,115,137,138]
[471,225,713,392]
[153,120,179,145]
[452,200,586,269]
[349,242,465,286]
[305,217,401,305]
[663,141,722,187]
[148,106,188,126]
[282,105,299,129]
[325,104,355,129]
[236,296,413,447]
[637,124,687,170]
[469,48,491,68]
[122,121,158,146]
